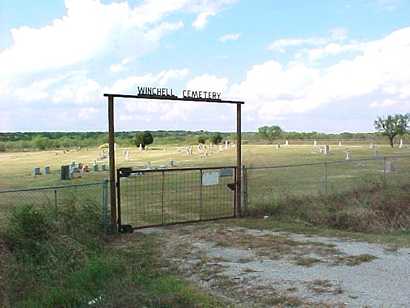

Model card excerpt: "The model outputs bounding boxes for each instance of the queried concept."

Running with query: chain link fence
[0,181,109,230]
[243,155,410,214]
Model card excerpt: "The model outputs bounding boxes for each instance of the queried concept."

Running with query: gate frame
[104,92,244,231]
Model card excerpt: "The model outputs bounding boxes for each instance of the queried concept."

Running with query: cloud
[219,33,241,42]
[230,27,410,121]
[268,28,348,53]
[186,74,229,92]
[190,0,238,30]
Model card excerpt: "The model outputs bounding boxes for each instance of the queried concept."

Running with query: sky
[0,0,410,133]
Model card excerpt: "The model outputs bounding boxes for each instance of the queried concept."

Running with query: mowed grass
[1,143,408,189]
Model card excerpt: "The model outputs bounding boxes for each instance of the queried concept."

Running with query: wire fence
[117,166,236,229]
[243,155,410,214]
[0,181,109,230]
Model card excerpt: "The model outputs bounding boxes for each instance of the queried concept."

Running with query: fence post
[161,171,165,225]
[324,161,328,194]
[383,156,387,186]
[242,165,248,216]
[199,169,203,220]
[101,180,109,229]
[54,189,57,208]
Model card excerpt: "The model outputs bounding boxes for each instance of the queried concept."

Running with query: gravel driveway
[138,222,410,307]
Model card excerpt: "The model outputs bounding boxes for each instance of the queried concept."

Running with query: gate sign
[202,171,219,186]
[137,86,222,100]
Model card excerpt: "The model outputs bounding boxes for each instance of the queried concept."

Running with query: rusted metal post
[108,95,117,231]
[236,103,242,217]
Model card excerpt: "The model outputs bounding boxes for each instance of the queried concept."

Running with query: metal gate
[117,166,237,230]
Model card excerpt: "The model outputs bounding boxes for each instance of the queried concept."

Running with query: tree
[374,114,409,147]
[210,133,223,145]
[134,131,154,149]
[198,135,207,144]
[258,125,283,143]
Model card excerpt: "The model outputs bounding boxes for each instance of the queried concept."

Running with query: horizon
[1,0,410,133]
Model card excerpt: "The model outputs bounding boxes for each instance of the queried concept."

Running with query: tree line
[0,114,408,151]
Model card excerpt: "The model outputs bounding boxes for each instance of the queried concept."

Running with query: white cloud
[190,0,238,30]
[230,27,410,120]
[219,33,241,42]
[268,28,348,53]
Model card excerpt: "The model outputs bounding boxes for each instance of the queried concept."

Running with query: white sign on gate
[202,171,219,186]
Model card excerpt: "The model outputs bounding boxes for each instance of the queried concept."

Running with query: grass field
[1,142,409,189]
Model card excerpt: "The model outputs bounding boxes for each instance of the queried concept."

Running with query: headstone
[60,165,70,180]
[399,139,403,149]
[93,164,99,172]
[324,145,330,155]
[124,149,129,160]
[344,151,351,160]
[44,166,50,175]
[338,141,342,147]
[313,140,317,146]
[369,143,374,149]
[169,160,175,167]
[275,144,280,150]
[218,144,223,152]
[32,167,41,176]
[224,140,228,150]
[139,144,143,152]
[285,140,289,146]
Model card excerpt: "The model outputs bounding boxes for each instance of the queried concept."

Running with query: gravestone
[60,165,70,180]
[399,139,403,149]
[224,140,228,150]
[169,160,176,167]
[93,164,99,172]
[344,151,351,160]
[32,167,41,176]
[139,144,143,152]
[369,143,374,149]
[285,140,289,146]
[275,144,280,150]
[124,149,129,160]
[338,141,342,147]
[324,145,330,155]
[313,140,317,146]
[44,166,50,175]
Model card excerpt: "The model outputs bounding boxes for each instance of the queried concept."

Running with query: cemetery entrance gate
[104,92,244,231]
[117,166,237,230]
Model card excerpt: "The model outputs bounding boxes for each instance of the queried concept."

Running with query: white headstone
[313,140,317,146]
[369,143,374,149]
[344,151,351,160]
[338,141,342,147]
[224,140,228,150]
[324,145,330,155]
[139,144,143,152]
[399,139,403,149]
[285,140,289,146]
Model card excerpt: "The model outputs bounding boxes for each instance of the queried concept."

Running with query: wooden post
[236,103,242,217]
[108,95,117,230]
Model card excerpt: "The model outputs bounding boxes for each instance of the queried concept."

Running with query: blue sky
[1,0,410,132]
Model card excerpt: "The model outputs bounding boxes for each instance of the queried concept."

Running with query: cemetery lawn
[0,143,408,189]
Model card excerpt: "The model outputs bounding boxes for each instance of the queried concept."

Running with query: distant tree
[374,114,409,147]
[33,136,51,150]
[210,133,223,145]
[134,131,154,149]
[0,142,5,152]
[258,125,283,143]
[198,135,207,144]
